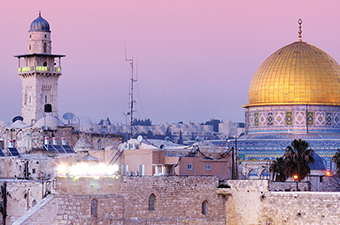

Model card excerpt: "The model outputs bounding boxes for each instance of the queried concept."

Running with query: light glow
[325,171,332,176]
[57,162,119,177]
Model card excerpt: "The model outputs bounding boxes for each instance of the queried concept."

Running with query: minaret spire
[298,18,302,42]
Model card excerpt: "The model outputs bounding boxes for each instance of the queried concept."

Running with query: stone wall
[221,180,340,225]
[16,176,226,224]
[0,180,43,225]
[260,192,340,224]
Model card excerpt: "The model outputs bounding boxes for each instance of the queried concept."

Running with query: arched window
[202,200,208,215]
[32,200,37,207]
[43,61,47,66]
[91,198,98,216]
[44,43,47,53]
[148,194,156,211]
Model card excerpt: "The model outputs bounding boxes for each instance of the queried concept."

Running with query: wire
[78,68,130,118]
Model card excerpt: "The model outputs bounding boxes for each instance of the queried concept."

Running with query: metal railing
[18,66,61,73]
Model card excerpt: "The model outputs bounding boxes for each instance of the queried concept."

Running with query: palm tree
[332,148,340,173]
[283,139,314,181]
[269,157,286,182]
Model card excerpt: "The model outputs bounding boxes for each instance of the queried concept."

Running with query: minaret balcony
[18,66,61,74]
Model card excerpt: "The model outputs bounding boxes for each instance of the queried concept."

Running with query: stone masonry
[14,176,226,224]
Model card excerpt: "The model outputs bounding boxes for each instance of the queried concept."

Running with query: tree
[177,130,183,144]
[332,148,340,173]
[165,127,172,139]
[283,139,314,181]
[133,118,152,126]
[269,157,286,182]
[146,130,154,139]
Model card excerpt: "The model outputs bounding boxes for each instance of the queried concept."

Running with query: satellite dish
[12,116,24,123]
[63,112,75,124]
[137,135,143,143]
[63,112,74,120]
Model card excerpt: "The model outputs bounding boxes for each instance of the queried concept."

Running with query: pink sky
[0,1,340,125]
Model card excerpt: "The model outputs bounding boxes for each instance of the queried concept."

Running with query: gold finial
[298,19,302,42]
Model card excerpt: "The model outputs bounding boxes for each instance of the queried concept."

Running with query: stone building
[107,138,232,179]
[15,12,65,125]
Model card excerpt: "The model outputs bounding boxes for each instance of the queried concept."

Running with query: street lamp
[325,171,332,176]
[293,174,299,191]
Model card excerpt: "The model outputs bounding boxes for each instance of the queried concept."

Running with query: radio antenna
[125,44,137,139]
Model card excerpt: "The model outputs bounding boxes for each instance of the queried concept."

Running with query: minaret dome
[29,11,50,32]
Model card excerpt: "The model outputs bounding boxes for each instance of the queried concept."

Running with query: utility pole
[234,136,238,180]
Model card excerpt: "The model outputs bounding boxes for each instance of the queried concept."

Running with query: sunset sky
[0,1,340,125]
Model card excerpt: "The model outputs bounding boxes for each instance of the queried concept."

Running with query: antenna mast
[125,46,136,139]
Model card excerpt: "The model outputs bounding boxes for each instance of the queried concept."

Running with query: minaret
[15,12,65,125]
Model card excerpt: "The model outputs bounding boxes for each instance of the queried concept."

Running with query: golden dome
[246,41,340,107]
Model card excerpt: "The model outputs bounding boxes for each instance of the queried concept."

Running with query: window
[32,168,36,174]
[43,61,47,66]
[32,200,37,207]
[91,198,98,216]
[98,139,102,150]
[187,163,193,170]
[202,200,208,215]
[45,96,48,104]
[148,194,156,211]
[44,34,47,38]
[206,164,211,171]
[29,45,31,50]
[44,43,47,53]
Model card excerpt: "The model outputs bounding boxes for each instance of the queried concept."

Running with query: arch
[248,169,258,180]
[260,169,270,180]
[202,200,208,215]
[43,43,47,53]
[148,193,156,211]
[91,198,98,216]
[32,199,37,207]
[43,61,47,67]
